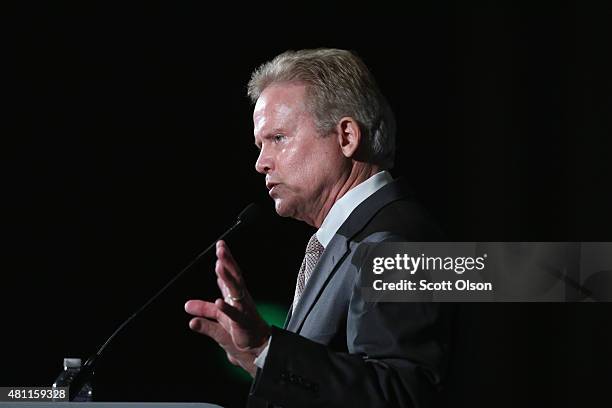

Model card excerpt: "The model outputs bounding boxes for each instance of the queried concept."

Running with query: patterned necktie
[292,233,325,311]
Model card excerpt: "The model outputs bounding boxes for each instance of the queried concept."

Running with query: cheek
[281,146,310,179]
[279,139,342,191]
[299,149,341,188]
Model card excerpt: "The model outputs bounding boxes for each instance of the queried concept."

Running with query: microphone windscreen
[236,202,261,224]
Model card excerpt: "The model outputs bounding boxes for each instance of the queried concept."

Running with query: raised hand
[185,240,270,376]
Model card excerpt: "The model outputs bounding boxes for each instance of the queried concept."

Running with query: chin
[273,198,295,218]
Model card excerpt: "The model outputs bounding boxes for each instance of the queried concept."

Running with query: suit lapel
[286,234,348,333]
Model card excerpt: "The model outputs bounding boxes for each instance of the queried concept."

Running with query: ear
[335,117,361,158]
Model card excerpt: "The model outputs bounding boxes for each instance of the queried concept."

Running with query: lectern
[0,403,222,408]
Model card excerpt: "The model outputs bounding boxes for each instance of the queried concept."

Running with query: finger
[216,274,230,299]
[216,241,244,287]
[216,276,251,308]
[227,353,239,366]
[184,299,219,319]
[215,298,249,327]
[216,256,242,295]
[216,242,256,309]
[215,260,246,308]
[213,296,232,331]
[189,317,232,348]
[211,297,249,336]
[217,240,237,265]
[215,299,268,350]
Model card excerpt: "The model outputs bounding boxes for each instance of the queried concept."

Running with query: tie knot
[305,233,324,255]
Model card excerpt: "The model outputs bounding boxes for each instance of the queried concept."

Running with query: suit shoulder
[355,198,444,242]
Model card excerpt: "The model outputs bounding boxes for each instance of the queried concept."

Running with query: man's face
[253,83,347,225]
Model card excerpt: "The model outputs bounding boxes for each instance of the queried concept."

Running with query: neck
[308,163,381,228]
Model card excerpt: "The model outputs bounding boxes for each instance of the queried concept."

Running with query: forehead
[253,83,308,134]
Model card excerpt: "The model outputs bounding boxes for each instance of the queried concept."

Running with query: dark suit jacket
[248,179,452,408]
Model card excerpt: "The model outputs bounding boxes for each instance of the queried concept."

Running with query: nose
[255,147,273,174]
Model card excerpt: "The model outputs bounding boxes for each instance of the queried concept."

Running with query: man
[185,49,451,408]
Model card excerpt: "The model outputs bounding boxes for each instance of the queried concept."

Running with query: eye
[273,134,286,143]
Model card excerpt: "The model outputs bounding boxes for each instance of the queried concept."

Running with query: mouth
[266,182,279,196]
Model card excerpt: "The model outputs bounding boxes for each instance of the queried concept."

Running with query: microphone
[67,202,260,401]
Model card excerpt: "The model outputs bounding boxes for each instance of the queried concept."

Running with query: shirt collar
[316,170,393,248]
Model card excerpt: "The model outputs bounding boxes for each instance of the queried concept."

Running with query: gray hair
[247,48,396,169]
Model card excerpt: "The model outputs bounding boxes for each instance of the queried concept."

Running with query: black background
[3,2,611,407]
